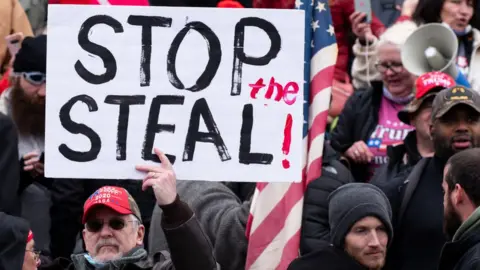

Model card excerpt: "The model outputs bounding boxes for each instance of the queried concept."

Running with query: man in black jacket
[439,148,480,270]
[289,183,393,270]
[372,71,455,219]
[380,85,480,270]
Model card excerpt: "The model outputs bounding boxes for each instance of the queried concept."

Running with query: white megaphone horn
[401,23,459,79]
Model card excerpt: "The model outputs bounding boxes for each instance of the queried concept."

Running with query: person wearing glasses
[0,34,52,257]
[329,21,418,182]
[24,230,41,270]
[42,148,218,269]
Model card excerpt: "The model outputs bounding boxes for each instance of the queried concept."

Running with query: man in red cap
[46,148,218,269]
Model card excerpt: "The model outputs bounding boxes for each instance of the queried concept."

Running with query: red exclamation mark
[282,114,293,169]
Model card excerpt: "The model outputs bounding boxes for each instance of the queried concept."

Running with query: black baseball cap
[431,85,480,121]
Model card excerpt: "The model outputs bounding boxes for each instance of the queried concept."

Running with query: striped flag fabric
[245,0,338,269]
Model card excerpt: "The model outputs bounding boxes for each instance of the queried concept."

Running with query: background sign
[45,5,305,182]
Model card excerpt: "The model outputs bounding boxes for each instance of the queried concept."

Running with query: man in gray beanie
[288,183,393,270]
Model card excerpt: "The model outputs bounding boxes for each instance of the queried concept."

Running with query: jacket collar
[71,247,151,269]
[454,207,480,241]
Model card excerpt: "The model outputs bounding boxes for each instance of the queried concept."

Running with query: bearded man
[0,34,51,254]
[439,148,480,270]
[375,85,480,270]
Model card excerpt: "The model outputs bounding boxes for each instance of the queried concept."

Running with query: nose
[455,119,469,132]
[384,68,395,77]
[37,84,46,97]
[368,231,381,247]
[99,222,113,237]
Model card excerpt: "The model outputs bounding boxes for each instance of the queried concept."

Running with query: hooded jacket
[439,207,480,270]
[0,212,29,270]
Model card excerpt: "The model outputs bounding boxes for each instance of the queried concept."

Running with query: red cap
[27,230,34,243]
[217,0,244,8]
[82,186,142,224]
[415,71,455,99]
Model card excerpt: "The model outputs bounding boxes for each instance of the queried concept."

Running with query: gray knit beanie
[328,183,393,248]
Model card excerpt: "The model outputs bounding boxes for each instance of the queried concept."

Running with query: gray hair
[377,20,418,50]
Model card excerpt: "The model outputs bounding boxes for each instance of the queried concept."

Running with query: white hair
[377,20,418,50]
[129,214,141,230]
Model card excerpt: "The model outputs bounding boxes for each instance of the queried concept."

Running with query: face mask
[84,254,107,268]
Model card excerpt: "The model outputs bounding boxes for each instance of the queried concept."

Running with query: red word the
[249,77,299,105]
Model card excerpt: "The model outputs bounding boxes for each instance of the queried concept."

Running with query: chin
[362,259,385,270]
[94,252,122,263]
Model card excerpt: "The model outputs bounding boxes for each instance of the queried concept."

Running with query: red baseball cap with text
[398,71,455,124]
[82,186,142,224]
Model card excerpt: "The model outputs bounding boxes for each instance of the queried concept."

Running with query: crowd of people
[3,0,480,269]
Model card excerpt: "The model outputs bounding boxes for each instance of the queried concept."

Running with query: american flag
[245,0,337,269]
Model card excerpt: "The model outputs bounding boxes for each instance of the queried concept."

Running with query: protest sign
[45,5,305,182]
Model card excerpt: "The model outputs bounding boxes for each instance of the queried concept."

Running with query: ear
[136,225,145,246]
[82,229,86,242]
[454,183,470,205]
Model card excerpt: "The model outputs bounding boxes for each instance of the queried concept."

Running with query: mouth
[452,136,472,149]
[365,251,384,257]
[386,79,402,86]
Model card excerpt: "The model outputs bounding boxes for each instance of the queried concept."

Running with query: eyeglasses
[14,72,46,85]
[86,217,136,233]
[375,61,404,74]
[26,249,40,262]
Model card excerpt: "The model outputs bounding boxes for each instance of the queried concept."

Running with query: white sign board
[45,5,305,182]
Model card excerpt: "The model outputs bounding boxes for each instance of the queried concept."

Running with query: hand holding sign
[136,148,177,206]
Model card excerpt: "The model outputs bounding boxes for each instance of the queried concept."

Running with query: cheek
[440,3,455,22]
[379,232,389,247]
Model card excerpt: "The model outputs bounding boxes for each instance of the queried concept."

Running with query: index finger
[352,12,367,24]
[23,152,39,160]
[154,148,172,169]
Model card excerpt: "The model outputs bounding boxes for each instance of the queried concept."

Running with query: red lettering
[283,82,299,105]
[248,77,299,105]
[249,78,265,99]
[265,77,284,101]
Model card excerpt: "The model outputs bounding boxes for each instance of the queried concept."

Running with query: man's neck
[416,133,434,157]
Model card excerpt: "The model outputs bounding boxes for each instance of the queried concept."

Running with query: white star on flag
[295,0,303,9]
[311,40,315,48]
[311,20,320,31]
[327,24,335,36]
[316,1,326,12]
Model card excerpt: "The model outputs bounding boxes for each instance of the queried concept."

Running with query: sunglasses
[20,72,46,85]
[86,217,135,233]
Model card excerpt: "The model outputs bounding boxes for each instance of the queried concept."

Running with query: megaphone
[401,23,470,87]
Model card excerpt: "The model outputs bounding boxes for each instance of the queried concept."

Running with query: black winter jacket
[288,240,367,270]
[0,212,29,270]
[300,144,355,255]
[439,209,480,270]
[370,130,421,222]
[0,113,21,216]
[330,82,383,182]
